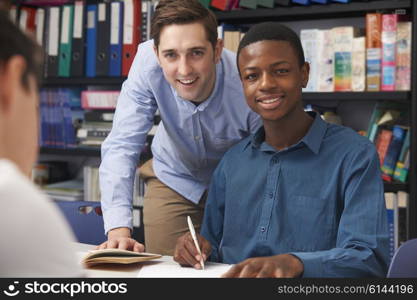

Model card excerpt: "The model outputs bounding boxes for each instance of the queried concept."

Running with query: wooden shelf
[384,181,408,193]
[215,0,411,23]
[302,91,410,102]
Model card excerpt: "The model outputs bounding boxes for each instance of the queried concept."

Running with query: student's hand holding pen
[173,232,212,269]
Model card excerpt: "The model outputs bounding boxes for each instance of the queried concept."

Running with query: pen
[187,215,205,270]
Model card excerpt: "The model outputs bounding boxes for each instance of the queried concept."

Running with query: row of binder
[14,0,145,78]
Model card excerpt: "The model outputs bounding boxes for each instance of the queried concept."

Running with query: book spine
[366,13,382,91]
[381,14,398,91]
[395,22,412,91]
[381,126,406,181]
[300,29,320,92]
[375,128,393,166]
[352,36,365,91]
[81,91,120,109]
[332,27,354,91]
[317,30,334,92]
[385,192,396,260]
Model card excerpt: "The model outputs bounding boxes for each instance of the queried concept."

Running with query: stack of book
[77,90,119,147]
[299,13,411,92]
[366,102,409,183]
[42,179,84,202]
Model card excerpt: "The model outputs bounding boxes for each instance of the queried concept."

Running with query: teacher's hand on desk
[95,227,145,252]
[221,254,304,278]
[174,232,211,269]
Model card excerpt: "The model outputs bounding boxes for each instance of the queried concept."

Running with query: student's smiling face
[238,40,309,122]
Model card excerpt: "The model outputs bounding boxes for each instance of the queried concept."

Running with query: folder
[71,0,86,77]
[109,1,123,76]
[199,0,211,8]
[239,0,257,9]
[58,5,74,77]
[96,2,110,76]
[86,4,97,77]
[35,8,45,46]
[45,6,61,78]
[122,0,141,76]
[211,0,231,10]
[258,0,275,8]
[18,6,36,35]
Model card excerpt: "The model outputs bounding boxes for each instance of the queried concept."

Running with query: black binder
[45,6,61,78]
[71,0,86,77]
[96,2,110,77]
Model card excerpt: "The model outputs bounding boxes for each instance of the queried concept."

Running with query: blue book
[109,1,123,76]
[331,0,350,2]
[86,4,97,77]
[311,0,329,3]
[39,89,48,147]
[385,193,397,260]
[381,125,406,181]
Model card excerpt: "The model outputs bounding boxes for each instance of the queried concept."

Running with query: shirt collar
[246,111,327,155]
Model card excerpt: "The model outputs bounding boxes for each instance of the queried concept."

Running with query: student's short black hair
[0,10,43,90]
[237,22,305,73]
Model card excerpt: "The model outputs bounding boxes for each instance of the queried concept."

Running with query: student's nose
[259,72,277,91]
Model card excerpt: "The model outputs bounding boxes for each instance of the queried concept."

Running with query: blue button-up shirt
[201,112,390,277]
[99,40,261,234]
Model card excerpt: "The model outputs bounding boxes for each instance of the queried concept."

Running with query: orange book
[366,13,382,91]
[375,128,393,166]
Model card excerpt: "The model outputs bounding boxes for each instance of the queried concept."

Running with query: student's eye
[244,73,258,81]
[275,69,289,75]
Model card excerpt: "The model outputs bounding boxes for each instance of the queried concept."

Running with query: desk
[75,243,231,278]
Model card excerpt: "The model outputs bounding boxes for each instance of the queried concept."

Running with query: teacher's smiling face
[155,22,223,104]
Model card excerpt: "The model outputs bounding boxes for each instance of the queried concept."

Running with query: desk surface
[76,243,231,278]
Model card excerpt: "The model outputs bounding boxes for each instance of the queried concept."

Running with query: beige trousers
[139,159,206,256]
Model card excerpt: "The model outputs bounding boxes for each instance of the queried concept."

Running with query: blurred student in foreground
[174,22,389,278]
[0,11,82,277]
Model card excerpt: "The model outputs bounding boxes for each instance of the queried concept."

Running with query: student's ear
[301,62,310,88]
[214,38,224,64]
[0,55,26,114]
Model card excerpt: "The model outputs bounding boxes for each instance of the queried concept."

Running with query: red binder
[122,0,141,76]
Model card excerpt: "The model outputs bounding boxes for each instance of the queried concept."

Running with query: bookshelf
[215,0,417,240]
[11,0,416,241]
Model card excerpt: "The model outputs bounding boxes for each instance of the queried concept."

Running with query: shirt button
[195,136,200,141]
[269,192,273,198]
[261,227,266,232]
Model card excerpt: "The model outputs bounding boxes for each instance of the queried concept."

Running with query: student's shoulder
[326,123,376,153]
[222,135,253,162]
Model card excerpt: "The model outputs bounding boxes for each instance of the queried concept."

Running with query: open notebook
[82,249,162,267]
